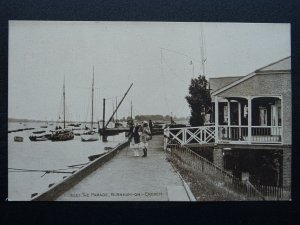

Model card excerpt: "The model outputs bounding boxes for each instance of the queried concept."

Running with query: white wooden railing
[164,126,215,148]
[164,125,283,147]
[218,125,282,144]
[252,126,282,143]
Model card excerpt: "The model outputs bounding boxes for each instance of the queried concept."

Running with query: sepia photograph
[8,21,291,201]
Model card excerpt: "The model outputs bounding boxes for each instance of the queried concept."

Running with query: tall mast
[63,76,66,129]
[200,23,206,76]
[130,100,133,120]
[112,102,115,122]
[91,65,94,130]
[115,97,118,121]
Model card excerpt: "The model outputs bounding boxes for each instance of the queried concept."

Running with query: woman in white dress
[128,123,142,157]
[140,121,151,157]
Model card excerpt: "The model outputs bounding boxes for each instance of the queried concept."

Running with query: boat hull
[81,134,99,142]
[50,130,74,141]
[81,137,99,142]
[29,135,48,141]
[14,136,24,142]
[32,130,46,134]
[51,134,74,141]
[99,128,129,136]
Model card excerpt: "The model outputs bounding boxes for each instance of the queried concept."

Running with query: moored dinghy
[32,130,46,134]
[29,134,50,141]
[50,128,74,141]
[14,136,24,142]
[81,131,99,142]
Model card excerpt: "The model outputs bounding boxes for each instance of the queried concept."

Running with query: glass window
[278,106,282,126]
[224,105,228,123]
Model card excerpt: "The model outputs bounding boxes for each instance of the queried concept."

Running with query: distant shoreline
[8,118,86,123]
[8,118,47,123]
[8,118,189,124]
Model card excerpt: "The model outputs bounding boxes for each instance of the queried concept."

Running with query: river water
[8,122,126,201]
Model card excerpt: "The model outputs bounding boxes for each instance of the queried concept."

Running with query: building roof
[209,76,243,94]
[256,56,291,72]
[211,56,291,96]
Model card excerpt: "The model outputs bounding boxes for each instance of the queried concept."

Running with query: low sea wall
[31,141,129,201]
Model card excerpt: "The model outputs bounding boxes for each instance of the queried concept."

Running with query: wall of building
[282,146,291,188]
[216,73,291,145]
[213,147,224,169]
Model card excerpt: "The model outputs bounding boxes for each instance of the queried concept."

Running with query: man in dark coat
[148,120,153,138]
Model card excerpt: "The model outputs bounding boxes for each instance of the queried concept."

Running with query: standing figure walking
[127,122,142,157]
[140,121,151,157]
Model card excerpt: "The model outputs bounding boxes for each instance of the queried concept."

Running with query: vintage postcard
[8,21,291,201]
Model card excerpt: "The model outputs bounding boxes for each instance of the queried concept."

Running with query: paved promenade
[57,135,191,201]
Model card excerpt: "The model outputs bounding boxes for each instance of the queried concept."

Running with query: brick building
[209,56,291,187]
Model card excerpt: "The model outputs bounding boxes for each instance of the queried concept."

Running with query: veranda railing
[164,125,282,145]
[218,125,282,144]
[164,126,215,146]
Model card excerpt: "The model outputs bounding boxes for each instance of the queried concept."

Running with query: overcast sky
[8,21,290,121]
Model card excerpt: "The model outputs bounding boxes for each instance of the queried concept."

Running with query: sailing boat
[99,83,133,137]
[81,66,99,142]
[50,77,74,141]
[114,97,123,128]
[126,100,133,127]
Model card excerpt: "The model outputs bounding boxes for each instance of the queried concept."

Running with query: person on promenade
[126,120,134,138]
[128,122,142,157]
[140,121,151,157]
[148,120,153,139]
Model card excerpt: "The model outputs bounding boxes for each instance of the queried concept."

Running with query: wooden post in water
[102,98,107,142]
[102,98,105,129]
[63,76,66,129]
[91,66,94,130]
